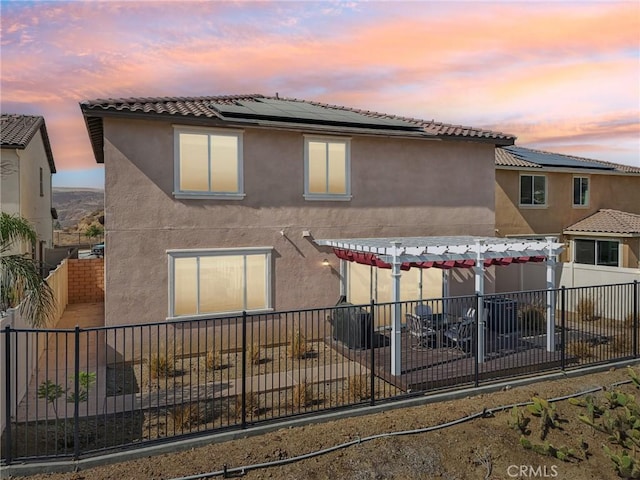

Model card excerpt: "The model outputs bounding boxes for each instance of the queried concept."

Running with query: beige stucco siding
[496,169,640,237]
[103,118,496,326]
[0,133,54,257]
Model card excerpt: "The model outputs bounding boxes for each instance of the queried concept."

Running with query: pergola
[315,236,565,375]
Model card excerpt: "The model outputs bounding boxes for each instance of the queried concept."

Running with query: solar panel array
[504,146,613,170]
[208,98,421,131]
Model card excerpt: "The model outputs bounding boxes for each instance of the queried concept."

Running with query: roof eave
[563,230,639,238]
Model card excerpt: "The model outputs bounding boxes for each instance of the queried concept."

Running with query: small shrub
[247,343,262,365]
[206,349,224,370]
[519,305,546,335]
[612,334,632,355]
[507,406,530,435]
[236,391,260,418]
[567,341,593,360]
[292,381,313,408]
[576,296,597,321]
[625,313,637,329]
[288,328,309,359]
[149,352,174,379]
[346,374,371,402]
[169,403,200,429]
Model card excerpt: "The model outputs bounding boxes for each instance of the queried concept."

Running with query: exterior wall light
[322,259,330,267]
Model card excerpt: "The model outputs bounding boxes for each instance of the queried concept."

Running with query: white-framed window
[574,238,620,267]
[168,248,272,319]
[519,174,546,206]
[573,176,589,207]
[304,135,351,201]
[173,126,244,199]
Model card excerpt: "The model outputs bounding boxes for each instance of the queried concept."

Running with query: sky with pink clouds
[1,0,639,188]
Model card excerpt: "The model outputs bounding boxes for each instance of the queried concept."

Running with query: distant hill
[53,187,104,229]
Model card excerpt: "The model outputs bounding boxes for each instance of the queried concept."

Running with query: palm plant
[0,212,56,327]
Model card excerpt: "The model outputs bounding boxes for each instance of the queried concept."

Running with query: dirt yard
[16,364,640,480]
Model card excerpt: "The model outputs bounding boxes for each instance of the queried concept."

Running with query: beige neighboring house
[0,114,57,264]
[563,209,640,269]
[495,146,640,258]
[80,94,515,326]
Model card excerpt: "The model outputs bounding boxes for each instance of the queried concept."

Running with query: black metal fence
[1,281,638,464]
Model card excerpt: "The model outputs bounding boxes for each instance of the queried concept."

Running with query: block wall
[68,258,104,304]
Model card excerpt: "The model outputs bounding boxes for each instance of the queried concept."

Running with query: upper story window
[574,239,619,267]
[174,127,244,199]
[573,176,589,207]
[168,248,272,319]
[39,167,44,197]
[519,174,546,206]
[304,136,351,201]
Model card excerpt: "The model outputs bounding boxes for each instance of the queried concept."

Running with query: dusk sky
[1,0,639,189]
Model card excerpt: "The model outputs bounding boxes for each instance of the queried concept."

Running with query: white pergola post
[391,241,402,376]
[546,236,557,352]
[475,239,486,363]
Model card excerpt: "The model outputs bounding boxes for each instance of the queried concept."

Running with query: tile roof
[1,114,56,173]
[564,209,640,235]
[80,94,516,163]
[496,145,640,174]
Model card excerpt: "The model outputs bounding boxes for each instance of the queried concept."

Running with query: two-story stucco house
[80,94,515,327]
[0,114,57,266]
[495,145,640,267]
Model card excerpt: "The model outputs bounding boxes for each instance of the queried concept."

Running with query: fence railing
[1,281,638,464]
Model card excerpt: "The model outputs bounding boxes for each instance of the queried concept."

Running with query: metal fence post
[634,280,639,359]
[241,311,247,429]
[474,293,480,387]
[73,326,80,460]
[561,286,566,370]
[370,299,375,407]
[4,325,12,464]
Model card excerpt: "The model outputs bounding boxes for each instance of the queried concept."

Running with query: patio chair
[406,313,437,348]
[443,318,475,353]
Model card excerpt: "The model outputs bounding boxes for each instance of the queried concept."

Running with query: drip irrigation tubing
[169,378,635,480]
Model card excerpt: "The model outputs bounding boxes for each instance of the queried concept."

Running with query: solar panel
[209,98,420,131]
[505,146,613,170]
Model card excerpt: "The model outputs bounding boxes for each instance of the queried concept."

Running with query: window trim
[572,175,590,208]
[303,134,352,201]
[518,173,547,208]
[572,237,621,267]
[167,247,273,320]
[173,126,245,200]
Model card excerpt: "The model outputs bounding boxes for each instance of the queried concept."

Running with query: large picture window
[573,177,589,206]
[174,127,244,199]
[520,174,546,206]
[168,248,271,318]
[304,136,350,200]
[574,239,619,267]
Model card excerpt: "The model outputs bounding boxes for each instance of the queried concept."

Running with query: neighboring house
[0,114,57,265]
[80,94,515,326]
[495,146,640,249]
[563,209,640,269]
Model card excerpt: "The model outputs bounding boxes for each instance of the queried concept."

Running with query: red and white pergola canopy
[315,236,564,269]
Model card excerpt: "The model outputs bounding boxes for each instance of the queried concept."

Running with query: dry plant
[236,391,260,418]
[346,374,371,402]
[576,296,598,321]
[247,342,262,365]
[149,352,174,379]
[288,328,309,359]
[169,403,200,429]
[206,349,224,370]
[567,341,593,360]
[292,381,313,408]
